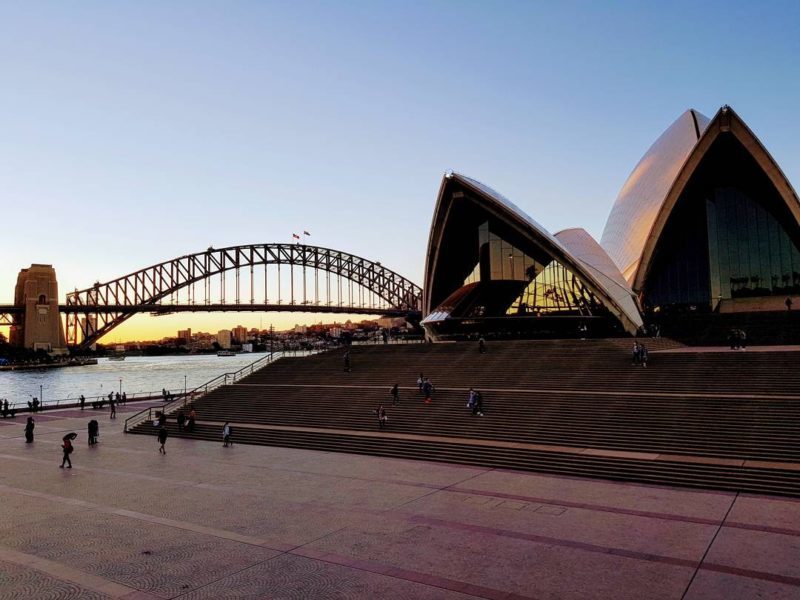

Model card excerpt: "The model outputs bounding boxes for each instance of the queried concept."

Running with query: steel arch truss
[65,244,421,348]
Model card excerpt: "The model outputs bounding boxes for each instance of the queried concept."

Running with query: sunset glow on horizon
[2,2,799,342]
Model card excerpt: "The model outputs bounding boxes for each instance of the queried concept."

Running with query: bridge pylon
[10,265,67,354]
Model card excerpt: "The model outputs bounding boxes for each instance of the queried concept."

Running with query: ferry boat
[217,350,236,357]
[108,345,126,361]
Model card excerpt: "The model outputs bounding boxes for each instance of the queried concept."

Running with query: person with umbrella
[60,433,77,468]
[24,416,34,444]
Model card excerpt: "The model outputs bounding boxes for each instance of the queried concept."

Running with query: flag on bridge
[292,233,300,240]
[303,231,311,236]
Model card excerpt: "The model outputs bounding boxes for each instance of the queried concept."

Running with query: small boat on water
[217,350,236,357]
[108,345,126,361]
[108,355,126,361]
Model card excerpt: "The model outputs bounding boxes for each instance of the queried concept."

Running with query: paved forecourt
[0,405,799,599]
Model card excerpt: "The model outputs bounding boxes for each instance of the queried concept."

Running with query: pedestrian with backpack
[223,422,233,447]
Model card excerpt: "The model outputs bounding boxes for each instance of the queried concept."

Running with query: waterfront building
[217,329,232,349]
[422,106,800,340]
[232,325,249,344]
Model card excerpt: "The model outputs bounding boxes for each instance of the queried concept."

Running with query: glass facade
[640,198,711,308]
[708,187,800,300]
[459,221,602,316]
[508,261,602,315]
[645,185,800,310]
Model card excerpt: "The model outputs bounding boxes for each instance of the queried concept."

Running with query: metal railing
[122,348,325,432]
[350,335,425,346]
[0,388,190,414]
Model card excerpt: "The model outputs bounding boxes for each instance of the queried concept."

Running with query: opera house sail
[602,106,800,316]
[421,106,800,340]
[422,173,642,340]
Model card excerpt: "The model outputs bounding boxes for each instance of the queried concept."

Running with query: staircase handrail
[123,350,284,432]
[123,347,331,432]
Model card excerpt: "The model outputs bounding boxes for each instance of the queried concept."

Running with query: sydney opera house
[422,106,800,340]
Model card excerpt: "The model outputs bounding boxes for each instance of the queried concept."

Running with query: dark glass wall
[642,134,800,311]
[642,199,711,308]
[708,187,800,299]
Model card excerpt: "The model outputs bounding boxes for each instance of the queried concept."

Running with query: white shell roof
[555,228,642,330]
[600,109,710,281]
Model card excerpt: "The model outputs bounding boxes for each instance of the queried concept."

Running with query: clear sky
[2,1,799,340]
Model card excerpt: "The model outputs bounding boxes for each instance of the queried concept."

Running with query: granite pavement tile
[0,558,111,600]
[179,553,482,600]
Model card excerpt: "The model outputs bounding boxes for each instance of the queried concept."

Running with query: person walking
[786,297,793,311]
[640,344,648,368]
[24,416,34,443]
[60,438,73,468]
[422,378,434,404]
[109,397,116,419]
[87,420,98,446]
[343,351,351,372]
[390,384,399,406]
[467,388,478,414]
[478,336,486,354]
[121,392,127,405]
[417,373,424,394]
[157,427,168,454]
[474,391,484,417]
[222,422,232,447]
[376,405,388,429]
[177,411,186,432]
[79,395,86,410]
[187,408,196,433]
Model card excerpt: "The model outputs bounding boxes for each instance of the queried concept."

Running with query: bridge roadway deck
[0,303,412,316]
[1,402,799,599]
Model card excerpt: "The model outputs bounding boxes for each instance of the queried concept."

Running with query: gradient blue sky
[2,1,799,338]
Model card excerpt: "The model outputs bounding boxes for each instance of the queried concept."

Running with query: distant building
[217,329,232,349]
[232,325,248,344]
[293,324,307,334]
[177,328,192,345]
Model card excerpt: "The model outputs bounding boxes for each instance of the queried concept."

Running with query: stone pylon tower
[9,264,67,354]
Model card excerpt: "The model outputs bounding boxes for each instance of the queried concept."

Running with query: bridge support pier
[10,264,67,354]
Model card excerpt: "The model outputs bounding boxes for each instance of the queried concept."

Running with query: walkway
[1,408,799,598]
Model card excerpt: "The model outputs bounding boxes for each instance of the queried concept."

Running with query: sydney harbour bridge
[0,243,422,350]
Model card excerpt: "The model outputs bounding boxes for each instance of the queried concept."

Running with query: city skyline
[2,2,799,341]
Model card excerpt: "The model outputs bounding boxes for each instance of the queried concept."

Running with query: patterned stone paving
[0,560,109,600]
[0,406,799,599]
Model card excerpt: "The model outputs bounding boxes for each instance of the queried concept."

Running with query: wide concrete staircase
[130,340,800,496]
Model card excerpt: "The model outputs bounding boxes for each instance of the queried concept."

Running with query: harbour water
[0,353,270,408]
